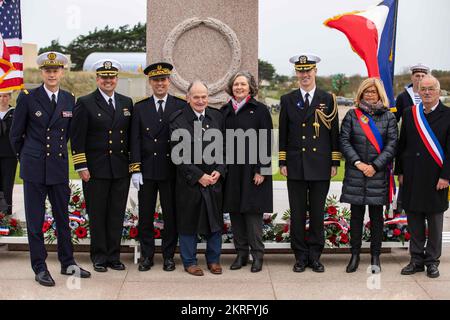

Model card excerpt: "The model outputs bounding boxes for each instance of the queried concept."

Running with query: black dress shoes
[251,258,263,273]
[163,258,176,271]
[309,260,325,273]
[230,255,249,270]
[93,263,108,272]
[426,264,440,278]
[346,254,360,273]
[401,262,424,275]
[61,265,91,278]
[138,257,154,272]
[370,255,381,274]
[109,261,126,271]
[35,270,55,287]
[293,260,307,273]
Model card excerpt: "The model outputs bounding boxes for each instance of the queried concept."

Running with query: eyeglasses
[363,90,378,95]
[419,87,438,93]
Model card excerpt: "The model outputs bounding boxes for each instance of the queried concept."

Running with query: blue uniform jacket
[10,85,75,185]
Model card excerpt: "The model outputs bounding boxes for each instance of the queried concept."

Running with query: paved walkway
[2,181,450,300]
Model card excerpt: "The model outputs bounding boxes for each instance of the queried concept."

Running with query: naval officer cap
[37,51,69,69]
[93,59,122,77]
[410,63,430,75]
[289,54,321,72]
[144,62,173,79]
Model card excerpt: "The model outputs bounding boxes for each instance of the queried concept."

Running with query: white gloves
[131,173,144,191]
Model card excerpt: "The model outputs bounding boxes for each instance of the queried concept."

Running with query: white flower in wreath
[69,221,79,229]
[325,240,333,247]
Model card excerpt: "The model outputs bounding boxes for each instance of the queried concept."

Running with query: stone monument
[147,0,258,105]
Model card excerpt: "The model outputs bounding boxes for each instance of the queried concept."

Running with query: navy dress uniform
[129,62,186,271]
[70,59,133,271]
[279,54,340,272]
[10,52,90,285]
[0,93,17,215]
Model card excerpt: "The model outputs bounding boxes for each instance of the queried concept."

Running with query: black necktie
[51,93,57,111]
[198,114,205,122]
[304,93,310,109]
[157,100,164,119]
[108,98,115,112]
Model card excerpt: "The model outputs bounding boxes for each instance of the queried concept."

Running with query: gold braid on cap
[313,93,338,138]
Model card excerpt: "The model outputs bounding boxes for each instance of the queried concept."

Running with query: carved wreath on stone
[162,17,242,96]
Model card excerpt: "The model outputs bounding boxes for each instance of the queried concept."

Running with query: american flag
[0,0,23,91]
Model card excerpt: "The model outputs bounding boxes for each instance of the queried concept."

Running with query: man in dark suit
[278,54,340,273]
[129,62,186,272]
[70,59,133,272]
[393,63,430,215]
[0,91,17,216]
[396,75,450,279]
[170,81,226,276]
[10,52,90,286]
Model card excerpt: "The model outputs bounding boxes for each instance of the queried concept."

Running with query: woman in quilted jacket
[340,78,398,274]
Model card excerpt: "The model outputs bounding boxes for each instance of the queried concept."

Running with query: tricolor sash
[411,103,445,168]
[355,108,396,203]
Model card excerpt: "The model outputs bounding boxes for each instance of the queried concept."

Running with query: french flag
[324,0,399,107]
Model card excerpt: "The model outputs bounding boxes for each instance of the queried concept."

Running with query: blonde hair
[355,78,389,107]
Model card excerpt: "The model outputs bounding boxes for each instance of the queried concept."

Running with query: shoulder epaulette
[135,97,150,104]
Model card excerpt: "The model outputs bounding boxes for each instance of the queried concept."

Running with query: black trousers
[350,204,384,256]
[230,212,264,260]
[287,180,330,262]
[23,181,75,274]
[0,157,17,215]
[83,177,130,264]
[138,179,177,259]
[407,211,443,267]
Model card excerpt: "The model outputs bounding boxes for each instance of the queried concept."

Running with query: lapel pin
[35,111,42,117]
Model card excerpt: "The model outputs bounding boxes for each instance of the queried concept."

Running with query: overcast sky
[21,0,450,76]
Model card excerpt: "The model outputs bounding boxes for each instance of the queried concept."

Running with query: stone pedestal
[147,0,258,106]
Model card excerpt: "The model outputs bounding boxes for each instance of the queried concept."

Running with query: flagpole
[391,0,399,82]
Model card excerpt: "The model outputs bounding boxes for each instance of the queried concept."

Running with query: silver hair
[187,80,209,96]
[419,74,441,91]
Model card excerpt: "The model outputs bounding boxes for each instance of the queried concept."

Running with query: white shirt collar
[423,102,439,113]
[153,94,168,108]
[43,85,59,102]
[300,87,316,101]
[99,89,115,106]
[193,109,206,119]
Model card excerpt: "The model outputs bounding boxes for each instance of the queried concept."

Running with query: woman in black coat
[340,78,398,273]
[0,91,17,215]
[221,71,273,273]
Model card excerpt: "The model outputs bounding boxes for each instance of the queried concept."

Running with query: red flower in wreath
[327,206,338,216]
[329,235,337,244]
[10,218,18,227]
[154,212,159,219]
[154,228,161,239]
[75,227,88,239]
[0,213,5,219]
[405,232,411,241]
[275,235,283,242]
[72,195,80,203]
[393,228,401,237]
[72,210,81,216]
[81,202,86,209]
[42,222,51,233]
[340,233,349,244]
[283,224,289,233]
[130,227,138,239]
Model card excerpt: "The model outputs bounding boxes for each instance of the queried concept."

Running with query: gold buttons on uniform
[59,153,63,157]
[146,128,149,131]
[109,130,112,134]
[302,123,306,127]
[47,137,50,140]
[109,150,113,154]
[120,130,123,134]
[154,139,158,142]
[47,128,50,132]
[302,136,306,140]
[46,144,50,148]
[302,148,306,152]
[109,140,113,144]
[46,153,50,156]
[154,153,157,156]
[61,129,64,132]
[120,140,124,144]
[313,136,317,139]
[313,148,317,152]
